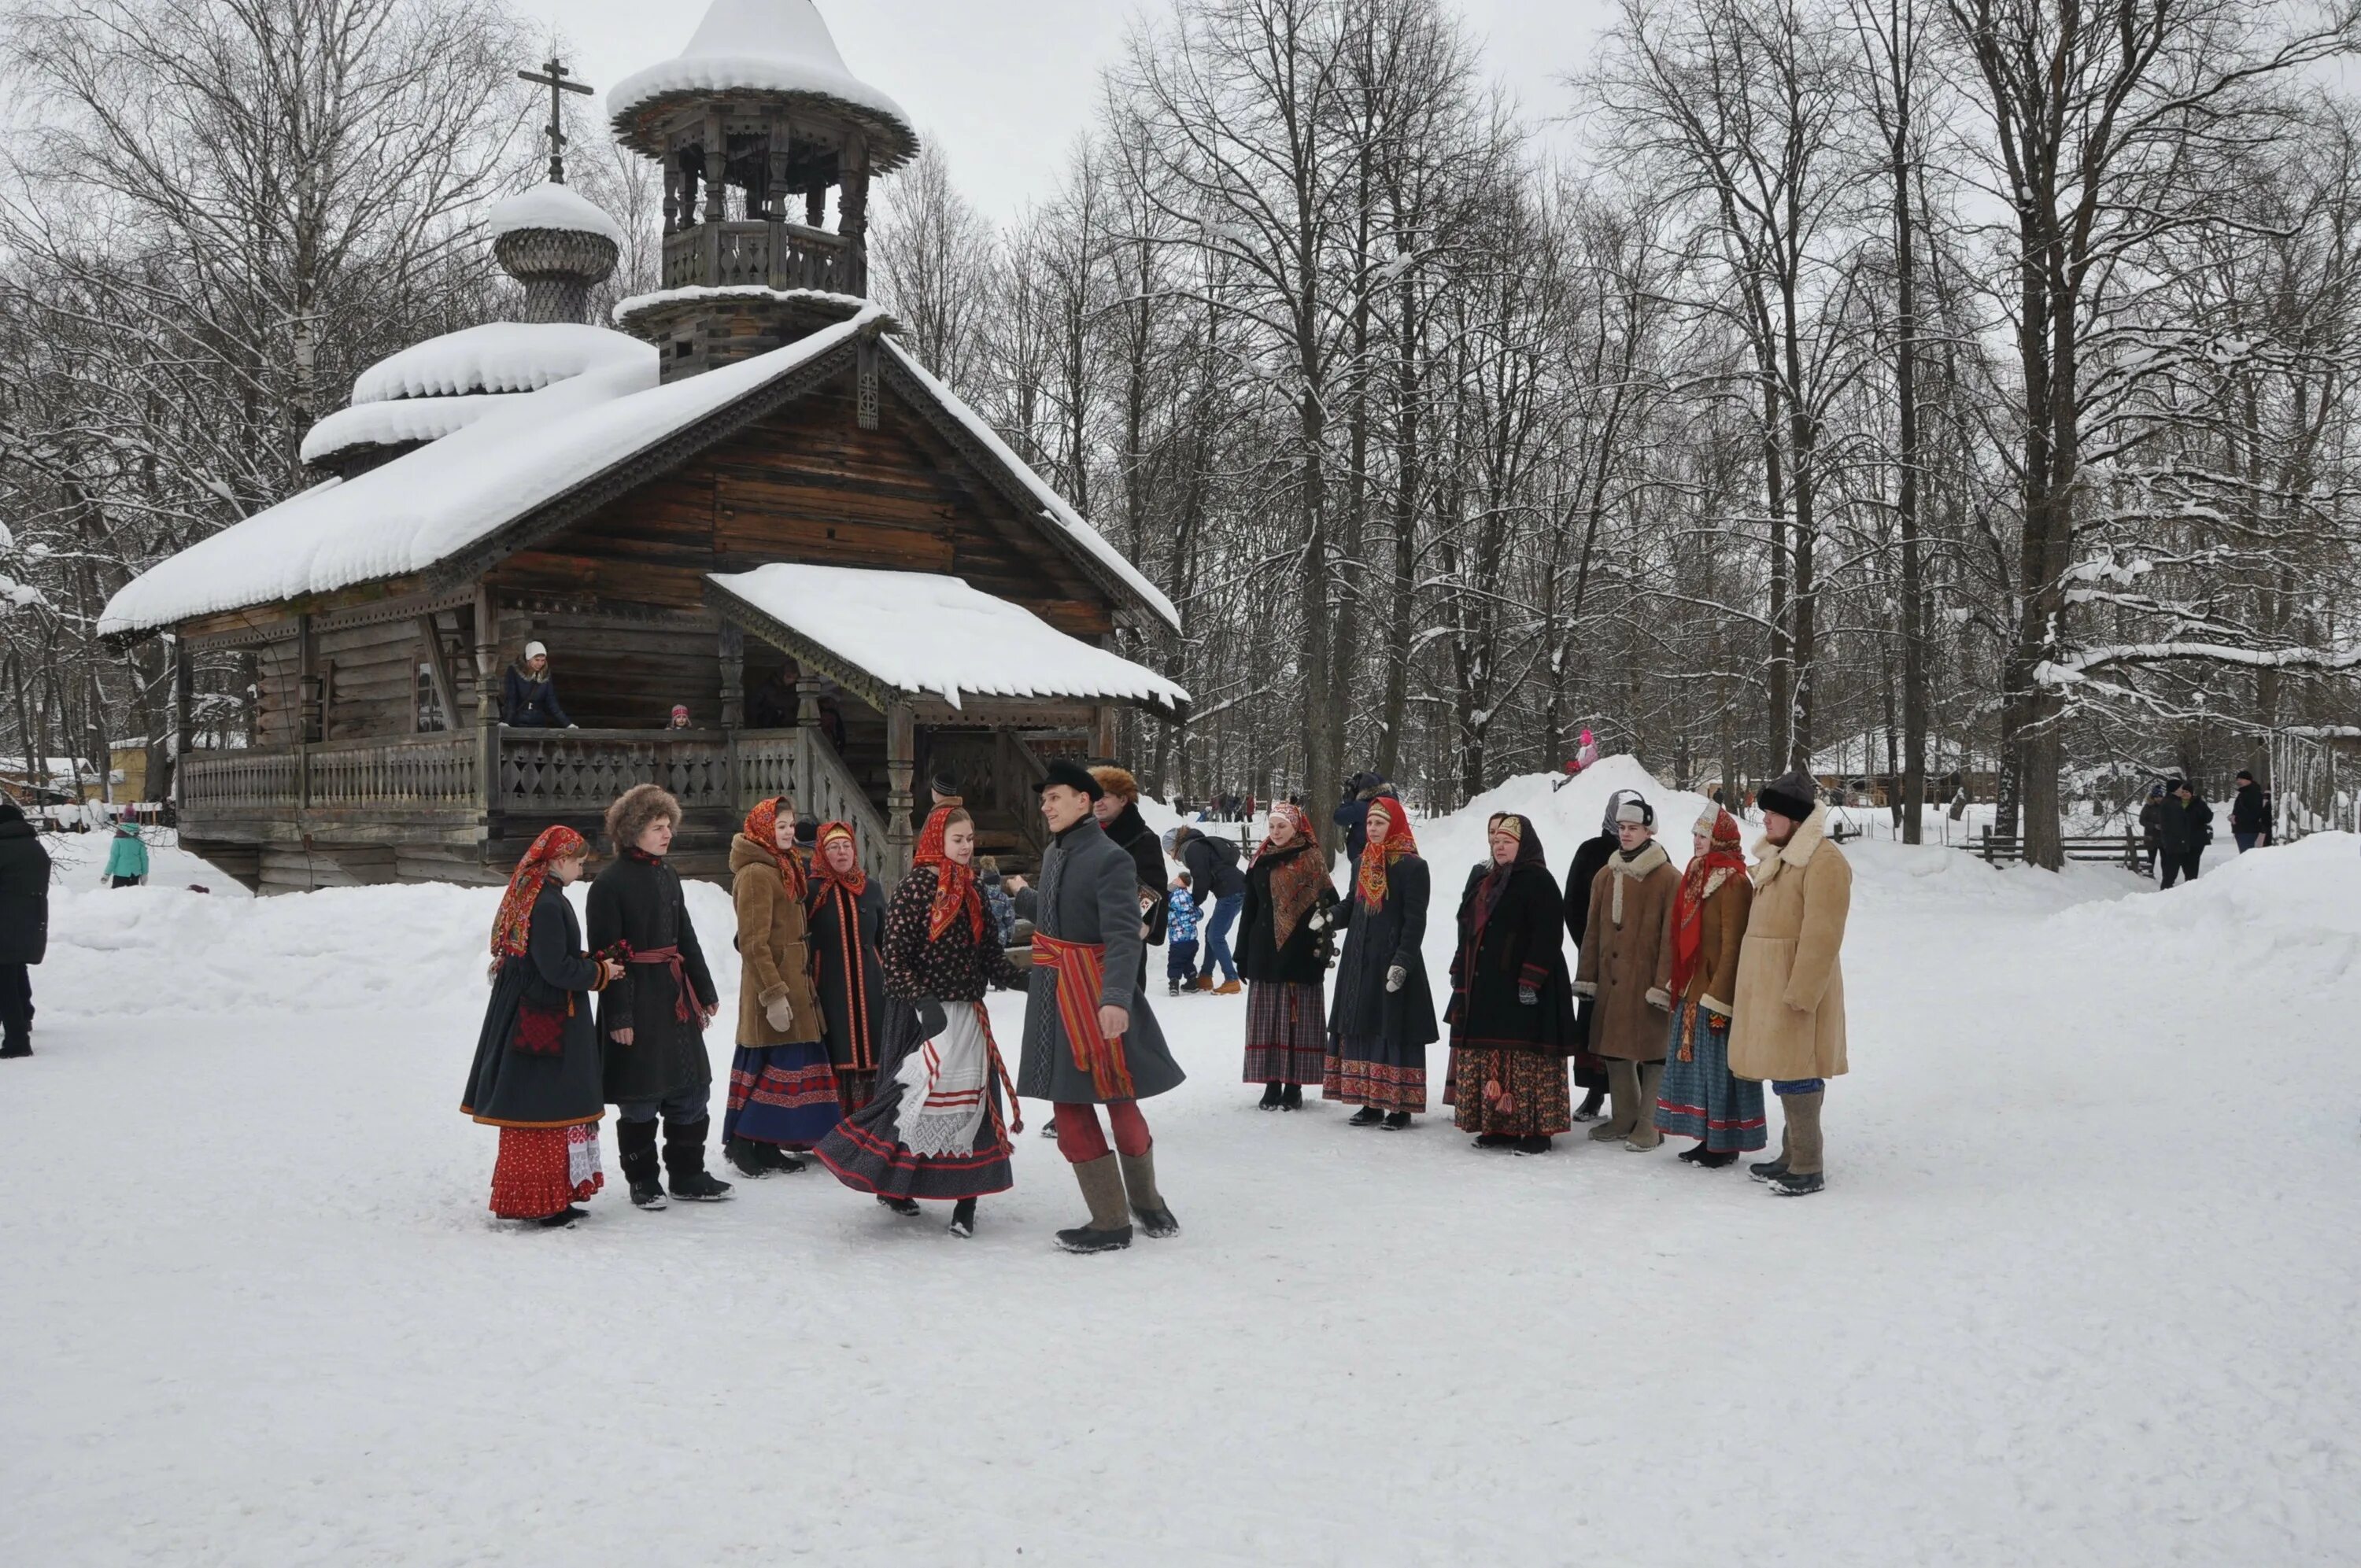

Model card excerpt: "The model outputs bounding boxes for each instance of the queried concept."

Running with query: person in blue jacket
[500,641,576,729]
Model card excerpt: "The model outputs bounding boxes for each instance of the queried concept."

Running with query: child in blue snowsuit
[1166,874,1202,996]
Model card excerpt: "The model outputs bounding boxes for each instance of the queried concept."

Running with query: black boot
[617,1118,666,1209]
[1472,1133,1513,1149]
[663,1116,733,1202]
[878,1194,922,1217]
[948,1197,978,1238]
[1769,1169,1825,1196]
[1348,1106,1384,1127]
[1513,1134,1553,1155]
[1677,1142,1709,1164]
[1571,1085,1605,1122]
[1381,1111,1413,1131]
[1258,1081,1285,1110]
[537,1205,587,1228]
[1280,1083,1304,1111]
[1750,1156,1790,1183]
[1693,1149,1739,1169]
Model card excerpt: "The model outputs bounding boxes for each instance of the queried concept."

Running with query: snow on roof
[350,323,651,404]
[611,284,870,330]
[707,563,1188,711]
[881,340,1179,632]
[100,308,886,638]
[608,0,917,168]
[486,181,626,245]
[299,393,516,465]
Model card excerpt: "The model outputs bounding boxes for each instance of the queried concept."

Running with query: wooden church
[98,0,1184,893]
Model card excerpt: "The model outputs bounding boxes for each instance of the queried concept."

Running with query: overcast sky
[519,0,1620,220]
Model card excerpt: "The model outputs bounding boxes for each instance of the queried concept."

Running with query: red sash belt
[970,999,1025,1138]
[1032,934,1136,1100]
[628,945,696,1023]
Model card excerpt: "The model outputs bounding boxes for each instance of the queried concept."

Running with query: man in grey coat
[1019,759,1185,1253]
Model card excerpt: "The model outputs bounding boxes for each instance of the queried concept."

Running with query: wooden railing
[181,748,300,813]
[498,729,732,811]
[309,734,476,809]
[660,220,863,295]
[740,728,894,884]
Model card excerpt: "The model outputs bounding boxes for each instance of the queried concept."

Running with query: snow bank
[486,181,626,245]
[349,323,648,404]
[607,0,915,164]
[707,563,1188,710]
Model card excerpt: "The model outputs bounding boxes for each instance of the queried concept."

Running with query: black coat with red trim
[1446,861,1580,1056]
[808,877,890,1074]
[462,885,608,1128]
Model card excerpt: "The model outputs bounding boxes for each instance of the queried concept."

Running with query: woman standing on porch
[806,820,889,1113]
[1239,801,1336,1109]
[1324,795,1439,1131]
[722,796,834,1179]
[814,806,1029,1238]
[462,826,624,1226]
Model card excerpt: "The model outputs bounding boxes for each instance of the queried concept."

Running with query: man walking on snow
[1731,769,1852,1197]
[1020,760,1187,1253]
[0,797,49,1058]
[2155,778,2212,888]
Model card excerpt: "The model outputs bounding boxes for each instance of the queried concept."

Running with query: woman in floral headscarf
[1651,804,1764,1166]
[1323,795,1439,1130]
[1238,801,1339,1109]
[1447,813,1580,1153]
[815,805,1030,1238]
[806,820,889,1114]
[461,826,624,1226]
[722,796,832,1179]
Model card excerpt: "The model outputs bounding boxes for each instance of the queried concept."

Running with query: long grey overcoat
[1017,817,1185,1105]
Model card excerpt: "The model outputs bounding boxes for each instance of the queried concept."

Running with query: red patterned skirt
[1243,980,1328,1084]
[1450,1048,1572,1137]
[490,1123,604,1219]
[1323,1033,1428,1114]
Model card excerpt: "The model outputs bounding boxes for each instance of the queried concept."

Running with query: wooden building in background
[98,1,1183,893]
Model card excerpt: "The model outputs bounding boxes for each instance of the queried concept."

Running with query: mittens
[763,995,796,1034]
[1517,984,1538,1006]
[1385,965,1406,993]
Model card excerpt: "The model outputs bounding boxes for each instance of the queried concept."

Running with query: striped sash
[1032,933,1136,1100]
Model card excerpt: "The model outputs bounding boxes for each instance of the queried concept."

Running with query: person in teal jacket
[103,821,149,887]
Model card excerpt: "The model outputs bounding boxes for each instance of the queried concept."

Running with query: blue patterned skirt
[1653,1005,1768,1153]
[723,1042,844,1149]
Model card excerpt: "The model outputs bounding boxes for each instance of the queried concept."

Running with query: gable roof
[98,306,1177,640]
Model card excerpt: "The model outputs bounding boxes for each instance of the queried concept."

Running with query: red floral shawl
[806,820,869,905]
[914,805,986,943]
[742,798,807,902]
[1669,807,1747,999]
[1252,802,1328,949]
[490,825,587,961]
[1354,795,1421,911]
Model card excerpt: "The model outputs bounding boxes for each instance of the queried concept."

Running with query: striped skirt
[1243,980,1328,1084]
[1654,1005,1768,1152]
[1324,1033,1427,1114]
[723,1042,844,1150]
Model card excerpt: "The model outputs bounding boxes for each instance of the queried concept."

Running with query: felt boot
[616,1117,666,1208]
[1774,1090,1825,1194]
[1625,1062,1665,1150]
[1589,1060,1640,1142]
[663,1116,733,1202]
[1055,1153,1133,1253]
[1119,1149,1180,1238]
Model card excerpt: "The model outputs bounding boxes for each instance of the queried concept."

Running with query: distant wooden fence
[1977,828,2144,870]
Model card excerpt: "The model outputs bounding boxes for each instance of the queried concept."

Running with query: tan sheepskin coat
[730,834,823,1049]
[1728,805,1851,1082]
[1572,839,1679,1061]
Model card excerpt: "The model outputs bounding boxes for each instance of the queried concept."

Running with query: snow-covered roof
[299,393,515,465]
[611,284,870,332]
[608,0,918,170]
[706,563,1188,713]
[486,182,626,245]
[101,312,882,637]
[351,323,651,404]
[881,340,1180,632]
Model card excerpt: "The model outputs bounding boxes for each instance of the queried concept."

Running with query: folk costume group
[460,759,1850,1241]
[461,760,1184,1249]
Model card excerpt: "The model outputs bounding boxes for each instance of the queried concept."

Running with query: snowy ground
[4,761,2358,1564]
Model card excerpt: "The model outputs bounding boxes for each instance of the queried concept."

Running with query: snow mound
[2044,829,2361,976]
[707,563,1188,710]
[299,393,515,464]
[350,323,650,404]
[486,181,626,245]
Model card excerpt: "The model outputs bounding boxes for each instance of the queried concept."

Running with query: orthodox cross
[517,57,594,183]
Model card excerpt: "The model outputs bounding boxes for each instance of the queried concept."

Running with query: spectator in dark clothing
[499,641,575,729]
[0,797,51,1057]
[2137,784,2167,877]
[2230,770,2270,853]
[1005,873,1037,926]
[1088,765,1169,948]
[1166,822,1247,992]
[2156,778,2213,888]
[1334,769,1390,862]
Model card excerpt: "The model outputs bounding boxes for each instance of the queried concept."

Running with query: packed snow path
[4,772,2356,1563]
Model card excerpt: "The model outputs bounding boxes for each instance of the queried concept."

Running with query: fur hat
[1040,758,1104,801]
[1614,795,1654,828]
[1089,764,1140,803]
[605,782,682,852]
[1757,769,1818,821]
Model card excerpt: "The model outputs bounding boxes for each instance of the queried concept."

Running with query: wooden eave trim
[701,577,901,715]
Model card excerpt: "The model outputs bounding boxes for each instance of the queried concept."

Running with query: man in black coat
[2137,784,2167,877]
[1088,765,1169,949]
[499,640,576,729]
[2230,769,2270,853]
[2156,778,2213,889]
[0,798,50,1057]
[1168,822,1247,993]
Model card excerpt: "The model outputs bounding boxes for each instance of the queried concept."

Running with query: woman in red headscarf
[1650,804,1764,1165]
[814,805,1030,1238]
[1323,795,1439,1130]
[722,795,835,1178]
[806,820,888,1113]
[1238,801,1339,1109]
[461,826,624,1226]
[1446,813,1580,1153]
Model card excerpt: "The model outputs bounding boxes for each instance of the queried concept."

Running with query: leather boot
[616,1117,665,1208]
[1589,1060,1640,1141]
[1625,1061,1665,1149]
[663,1116,733,1201]
[1055,1153,1133,1253]
[1118,1148,1180,1238]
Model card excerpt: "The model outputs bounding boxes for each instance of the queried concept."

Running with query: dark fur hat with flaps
[1757,769,1819,821]
[604,782,682,853]
[1037,758,1105,800]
